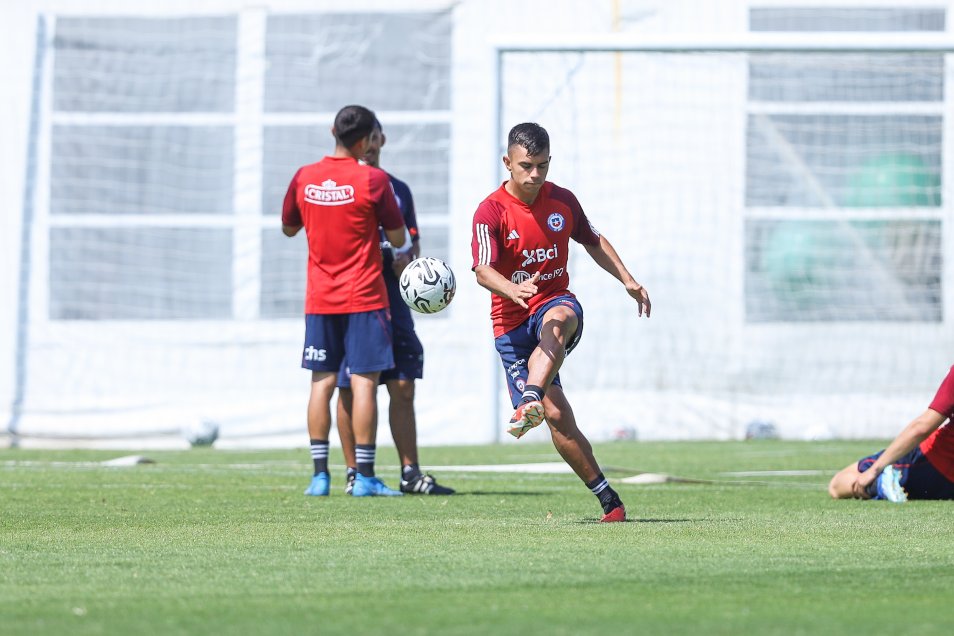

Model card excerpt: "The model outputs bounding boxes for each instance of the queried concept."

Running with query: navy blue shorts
[494,295,584,409]
[858,447,954,500]
[337,313,423,387]
[301,310,394,375]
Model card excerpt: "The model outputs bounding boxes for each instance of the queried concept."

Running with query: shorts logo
[515,378,526,392]
[507,358,526,378]
[547,213,565,232]
[304,346,327,362]
[511,270,532,284]
[305,180,355,206]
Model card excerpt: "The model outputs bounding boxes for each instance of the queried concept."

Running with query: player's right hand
[626,282,651,317]
[850,467,878,499]
[509,271,541,309]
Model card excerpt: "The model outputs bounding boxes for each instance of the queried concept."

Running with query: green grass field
[2,440,952,635]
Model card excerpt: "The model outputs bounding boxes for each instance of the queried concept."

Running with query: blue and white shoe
[876,466,908,503]
[351,473,403,497]
[304,472,330,497]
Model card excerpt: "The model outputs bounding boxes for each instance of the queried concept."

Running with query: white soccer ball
[399,256,456,314]
[183,419,219,447]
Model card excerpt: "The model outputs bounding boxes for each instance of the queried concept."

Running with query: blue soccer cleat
[876,466,908,503]
[351,473,403,497]
[304,472,330,497]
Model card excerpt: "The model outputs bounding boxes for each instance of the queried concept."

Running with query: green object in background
[845,153,941,207]
[763,221,821,290]
[762,221,853,294]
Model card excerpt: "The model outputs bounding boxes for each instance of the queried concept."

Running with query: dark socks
[356,444,376,477]
[520,385,544,404]
[585,472,623,514]
[402,463,421,481]
[309,439,329,476]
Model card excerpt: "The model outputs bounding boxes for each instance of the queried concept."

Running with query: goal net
[494,37,953,440]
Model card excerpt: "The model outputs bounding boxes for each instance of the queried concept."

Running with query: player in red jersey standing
[829,364,954,501]
[282,104,410,498]
[471,123,651,522]
[335,118,454,496]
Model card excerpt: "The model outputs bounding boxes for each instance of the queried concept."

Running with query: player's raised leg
[304,371,337,496]
[508,304,577,438]
[543,385,626,522]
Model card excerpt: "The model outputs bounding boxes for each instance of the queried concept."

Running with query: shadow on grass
[452,491,548,497]
[575,517,710,524]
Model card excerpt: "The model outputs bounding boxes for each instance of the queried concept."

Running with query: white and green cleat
[877,466,908,503]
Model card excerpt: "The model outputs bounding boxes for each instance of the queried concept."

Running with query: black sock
[309,439,329,476]
[402,463,421,480]
[356,444,376,477]
[346,466,357,481]
[585,473,623,514]
[520,385,544,404]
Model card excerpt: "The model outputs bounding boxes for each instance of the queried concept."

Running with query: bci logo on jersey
[305,180,355,206]
[547,212,565,232]
[521,244,559,267]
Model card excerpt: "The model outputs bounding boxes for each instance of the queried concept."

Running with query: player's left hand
[626,282,651,317]
[851,468,878,499]
[392,252,413,277]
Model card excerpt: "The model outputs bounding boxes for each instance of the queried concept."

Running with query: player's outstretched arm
[849,408,947,497]
[474,265,540,309]
[583,235,651,317]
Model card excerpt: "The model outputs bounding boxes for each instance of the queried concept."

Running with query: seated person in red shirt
[828,365,954,502]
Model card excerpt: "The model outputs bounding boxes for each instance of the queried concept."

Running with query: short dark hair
[334,105,377,148]
[508,122,549,157]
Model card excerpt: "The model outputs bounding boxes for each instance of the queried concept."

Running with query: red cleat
[600,505,626,523]
[507,400,545,439]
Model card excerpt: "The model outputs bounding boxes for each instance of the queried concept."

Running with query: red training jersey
[471,181,601,337]
[919,364,954,482]
[282,156,403,314]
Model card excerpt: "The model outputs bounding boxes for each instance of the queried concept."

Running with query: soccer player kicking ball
[828,364,954,502]
[282,104,410,498]
[471,122,651,522]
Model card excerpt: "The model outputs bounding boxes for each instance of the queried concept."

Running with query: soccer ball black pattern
[399,257,456,314]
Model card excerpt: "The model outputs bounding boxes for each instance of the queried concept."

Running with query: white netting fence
[496,42,953,440]
[7,6,954,447]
